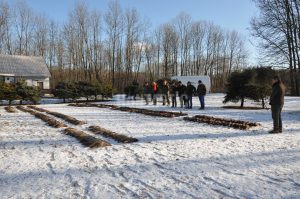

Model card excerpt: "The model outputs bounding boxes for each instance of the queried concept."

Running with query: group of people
[143,80,207,110]
[142,75,286,134]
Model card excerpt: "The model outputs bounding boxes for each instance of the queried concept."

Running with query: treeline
[0,0,247,92]
[251,0,300,96]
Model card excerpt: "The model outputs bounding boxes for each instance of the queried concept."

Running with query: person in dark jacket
[197,80,207,109]
[143,82,151,105]
[161,80,170,106]
[177,81,186,108]
[170,82,177,108]
[186,81,196,109]
[269,75,285,133]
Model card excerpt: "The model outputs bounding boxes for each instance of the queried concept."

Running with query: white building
[0,54,51,90]
[171,75,211,92]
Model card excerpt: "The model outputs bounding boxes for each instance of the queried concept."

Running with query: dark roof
[0,54,51,77]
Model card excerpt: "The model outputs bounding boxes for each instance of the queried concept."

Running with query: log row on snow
[28,105,86,125]
[69,103,187,118]
[16,106,67,128]
[89,125,138,143]
[4,106,17,113]
[64,128,111,148]
[183,115,260,130]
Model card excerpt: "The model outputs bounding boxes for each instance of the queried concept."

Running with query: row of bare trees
[251,0,300,96]
[0,0,247,92]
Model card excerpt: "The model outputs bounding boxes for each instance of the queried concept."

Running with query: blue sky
[16,0,259,64]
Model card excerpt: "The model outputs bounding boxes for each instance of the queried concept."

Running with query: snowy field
[0,94,299,198]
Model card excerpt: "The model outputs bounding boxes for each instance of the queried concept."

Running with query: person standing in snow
[161,80,170,106]
[152,81,158,105]
[170,82,178,108]
[143,82,151,105]
[186,81,196,109]
[177,81,186,108]
[269,75,285,134]
[197,80,207,109]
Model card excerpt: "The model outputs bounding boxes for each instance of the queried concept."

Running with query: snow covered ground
[0,94,299,198]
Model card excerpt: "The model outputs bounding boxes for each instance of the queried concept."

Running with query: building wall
[25,77,50,89]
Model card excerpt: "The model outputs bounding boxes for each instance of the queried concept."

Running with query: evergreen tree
[0,83,19,105]
[53,82,79,103]
[223,69,256,107]
[15,81,41,104]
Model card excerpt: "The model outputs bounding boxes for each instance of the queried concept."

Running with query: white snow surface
[0,94,299,199]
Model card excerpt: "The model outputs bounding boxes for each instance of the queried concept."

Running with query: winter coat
[161,84,169,95]
[186,85,196,96]
[152,83,158,94]
[177,85,186,96]
[170,85,177,95]
[270,81,285,107]
[144,85,151,94]
[197,83,207,96]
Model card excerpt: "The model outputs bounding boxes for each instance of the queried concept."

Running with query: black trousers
[271,105,282,131]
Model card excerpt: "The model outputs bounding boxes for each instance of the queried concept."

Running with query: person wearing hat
[269,75,285,133]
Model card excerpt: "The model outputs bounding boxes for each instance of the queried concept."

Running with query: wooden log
[4,106,17,113]
[16,106,67,128]
[89,125,138,143]
[64,128,111,148]
[28,106,86,125]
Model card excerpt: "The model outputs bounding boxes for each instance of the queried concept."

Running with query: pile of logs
[16,106,67,128]
[64,128,111,148]
[69,103,118,109]
[4,106,17,113]
[183,115,261,130]
[69,103,187,118]
[115,107,187,118]
[28,106,86,125]
[89,125,138,143]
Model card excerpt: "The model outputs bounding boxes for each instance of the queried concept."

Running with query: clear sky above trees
[19,0,258,64]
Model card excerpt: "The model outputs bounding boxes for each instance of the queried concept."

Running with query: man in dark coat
[269,75,285,133]
[186,81,196,109]
[177,81,186,108]
[197,80,207,109]
[143,82,151,105]
[170,82,177,108]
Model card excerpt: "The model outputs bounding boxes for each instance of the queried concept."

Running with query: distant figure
[269,75,285,134]
[186,81,196,109]
[197,80,207,109]
[143,82,151,105]
[177,81,186,108]
[152,81,158,105]
[161,80,170,106]
[170,82,177,108]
